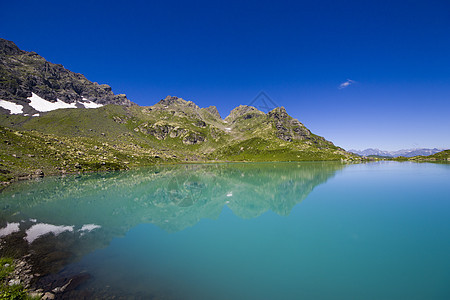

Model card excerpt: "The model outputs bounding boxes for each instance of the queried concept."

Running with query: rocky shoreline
[0,227,94,300]
[2,254,92,300]
[3,253,159,299]
[1,232,152,300]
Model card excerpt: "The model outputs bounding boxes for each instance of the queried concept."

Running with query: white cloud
[338,79,355,89]
[79,224,101,232]
[0,223,20,237]
[24,223,74,243]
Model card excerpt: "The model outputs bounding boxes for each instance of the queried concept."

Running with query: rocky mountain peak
[157,96,199,110]
[224,105,264,123]
[0,38,134,116]
[0,38,25,55]
[158,95,184,105]
[203,106,221,119]
[267,107,289,120]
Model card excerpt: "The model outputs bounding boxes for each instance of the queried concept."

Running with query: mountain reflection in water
[0,162,345,254]
[1,162,344,231]
[2,162,449,300]
[0,162,344,290]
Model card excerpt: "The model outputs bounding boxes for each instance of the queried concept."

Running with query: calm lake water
[1,162,450,299]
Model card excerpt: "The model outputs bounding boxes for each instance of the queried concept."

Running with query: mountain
[0,97,359,182]
[349,148,445,157]
[390,148,446,157]
[348,148,392,157]
[394,149,450,162]
[422,149,450,160]
[0,39,360,183]
[0,38,133,116]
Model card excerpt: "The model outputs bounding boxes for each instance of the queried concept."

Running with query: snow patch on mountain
[81,97,103,108]
[24,93,104,114]
[28,93,77,112]
[349,148,445,157]
[0,100,23,114]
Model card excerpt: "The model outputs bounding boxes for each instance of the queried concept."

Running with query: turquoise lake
[1,161,450,299]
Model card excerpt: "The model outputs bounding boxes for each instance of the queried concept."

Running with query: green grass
[0,125,165,181]
[393,150,450,162]
[0,103,361,182]
[0,258,14,282]
[0,258,34,300]
[210,137,354,162]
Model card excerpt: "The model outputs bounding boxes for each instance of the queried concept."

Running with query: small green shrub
[0,258,14,282]
[0,284,28,300]
[0,258,32,300]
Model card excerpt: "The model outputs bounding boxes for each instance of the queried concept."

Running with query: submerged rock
[42,292,55,300]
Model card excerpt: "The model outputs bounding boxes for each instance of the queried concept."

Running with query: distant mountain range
[349,148,446,157]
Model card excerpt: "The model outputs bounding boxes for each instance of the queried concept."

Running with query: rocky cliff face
[267,107,314,142]
[0,38,133,115]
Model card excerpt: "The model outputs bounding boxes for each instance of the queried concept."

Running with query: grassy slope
[0,106,169,182]
[213,107,350,161]
[0,104,360,182]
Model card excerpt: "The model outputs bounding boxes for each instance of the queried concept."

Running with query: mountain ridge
[349,148,446,157]
[0,38,360,183]
[0,98,359,183]
[0,38,133,116]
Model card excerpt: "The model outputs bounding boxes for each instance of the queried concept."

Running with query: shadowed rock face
[0,38,133,114]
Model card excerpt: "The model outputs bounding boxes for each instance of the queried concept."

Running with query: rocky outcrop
[183,132,206,144]
[224,105,265,123]
[267,107,313,142]
[267,106,289,120]
[203,106,221,119]
[194,120,207,128]
[0,38,133,115]
[0,39,25,55]
[155,95,200,110]
[136,122,206,144]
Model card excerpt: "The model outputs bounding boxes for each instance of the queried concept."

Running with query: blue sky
[1,0,449,151]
